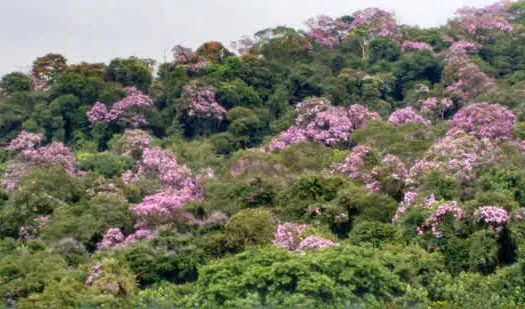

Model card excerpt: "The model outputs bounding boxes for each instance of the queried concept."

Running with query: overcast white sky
[0,0,499,76]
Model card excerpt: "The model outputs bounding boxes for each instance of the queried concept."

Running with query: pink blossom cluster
[305,15,351,48]
[350,8,402,41]
[296,236,338,250]
[424,130,499,184]
[2,141,77,191]
[388,107,430,126]
[445,63,494,104]
[422,97,453,119]
[332,145,372,180]
[137,147,193,188]
[448,102,516,140]
[375,154,408,182]
[401,41,434,53]
[273,222,337,251]
[268,126,307,152]
[18,142,76,175]
[393,191,437,222]
[6,131,43,152]
[85,262,102,285]
[474,206,508,226]
[425,201,464,238]
[273,222,308,251]
[110,129,151,159]
[87,87,154,128]
[183,81,227,120]
[406,160,440,187]
[269,98,379,151]
[185,61,210,73]
[455,1,513,35]
[98,228,124,249]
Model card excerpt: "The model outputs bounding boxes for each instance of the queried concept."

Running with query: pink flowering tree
[422,201,464,238]
[273,222,337,251]
[86,86,155,129]
[443,41,482,84]
[445,63,495,105]
[230,36,258,55]
[474,206,509,227]
[268,97,380,151]
[109,129,152,160]
[6,131,43,152]
[421,97,453,120]
[350,8,402,58]
[305,15,351,48]
[388,107,430,126]
[455,1,513,38]
[401,41,434,53]
[179,81,227,136]
[2,139,77,191]
[448,102,516,140]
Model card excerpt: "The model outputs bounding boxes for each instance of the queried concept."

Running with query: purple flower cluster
[6,131,43,152]
[183,81,227,120]
[273,222,308,251]
[455,1,513,35]
[474,206,508,226]
[110,129,151,159]
[350,8,402,41]
[137,147,192,188]
[388,107,430,126]
[19,216,49,241]
[422,97,453,119]
[449,102,516,140]
[401,41,434,53]
[305,15,351,48]
[98,228,124,249]
[297,236,338,251]
[425,201,464,238]
[87,87,154,128]
[269,97,380,151]
[231,36,258,55]
[185,61,210,73]
[445,64,495,105]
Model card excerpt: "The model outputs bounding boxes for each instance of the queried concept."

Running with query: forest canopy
[1,1,525,308]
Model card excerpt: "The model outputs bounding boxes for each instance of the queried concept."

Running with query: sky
[0,0,499,76]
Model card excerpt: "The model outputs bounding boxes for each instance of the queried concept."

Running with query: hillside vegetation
[2,1,525,308]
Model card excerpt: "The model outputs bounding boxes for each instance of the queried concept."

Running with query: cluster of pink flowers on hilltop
[388,107,430,126]
[448,102,516,140]
[110,129,151,159]
[455,1,513,35]
[183,81,227,120]
[87,86,154,128]
[474,206,509,226]
[269,97,380,151]
[305,15,351,48]
[424,201,464,238]
[273,222,337,251]
[332,145,373,180]
[6,131,43,151]
[350,8,402,41]
[401,41,434,53]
